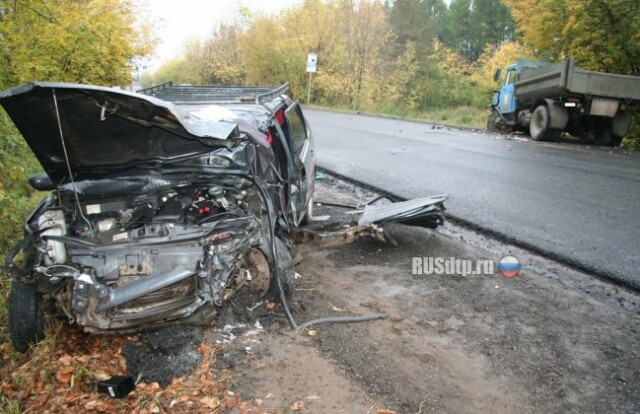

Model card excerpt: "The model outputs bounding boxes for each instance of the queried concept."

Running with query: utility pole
[306,53,317,105]
[307,72,313,105]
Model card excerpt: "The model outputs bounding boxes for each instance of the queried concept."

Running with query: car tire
[299,196,313,226]
[9,281,45,352]
[269,237,296,301]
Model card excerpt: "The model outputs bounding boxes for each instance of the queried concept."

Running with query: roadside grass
[305,103,488,130]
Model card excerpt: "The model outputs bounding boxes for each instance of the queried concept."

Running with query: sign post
[306,53,317,105]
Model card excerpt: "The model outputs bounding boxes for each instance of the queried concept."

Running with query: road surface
[305,109,640,288]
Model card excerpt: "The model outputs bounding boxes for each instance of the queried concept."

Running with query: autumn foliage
[0,324,257,413]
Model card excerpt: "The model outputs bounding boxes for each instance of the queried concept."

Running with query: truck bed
[515,58,640,106]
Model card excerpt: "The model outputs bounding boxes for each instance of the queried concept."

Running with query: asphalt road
[304,109,640,289]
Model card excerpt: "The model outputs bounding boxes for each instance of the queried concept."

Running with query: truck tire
[487,109,510,132]
[611,111,630,138]
[9,281,45,352]
[595,124,623,147]
[529,105,562,141]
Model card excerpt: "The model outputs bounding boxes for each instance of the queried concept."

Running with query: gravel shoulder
[219,176,640,413]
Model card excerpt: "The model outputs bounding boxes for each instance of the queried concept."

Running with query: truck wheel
[9,281,45,352]
[580,130,596,144]
[595,127,613,146]
[595,124,622,147]
[487,109,509,132]
[611,111,630,138]
[530,105,554,141]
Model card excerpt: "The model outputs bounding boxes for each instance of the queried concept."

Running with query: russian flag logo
[498,256,521,278]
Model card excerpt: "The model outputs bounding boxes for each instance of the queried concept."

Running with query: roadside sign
[306,53,317,73]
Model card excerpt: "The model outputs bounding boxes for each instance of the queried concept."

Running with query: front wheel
[268,238,296,302]
[487,109,510,132]
[9,281,45,352]
[299,196,313,226]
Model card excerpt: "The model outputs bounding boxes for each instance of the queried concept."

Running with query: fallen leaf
[377,409,397,414]
[329,302,345,312]
[200,396,220,409]
[93,371,111,381]
[56,366,75,384]
[305,395,320,400]
[308,330,317,337]
[291,401,305,411]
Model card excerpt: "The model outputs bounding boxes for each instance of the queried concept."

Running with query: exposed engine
[32,177,272,333]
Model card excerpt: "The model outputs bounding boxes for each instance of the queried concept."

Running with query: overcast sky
[143,0,302,72]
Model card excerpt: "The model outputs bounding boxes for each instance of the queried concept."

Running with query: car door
[283,102,315,225]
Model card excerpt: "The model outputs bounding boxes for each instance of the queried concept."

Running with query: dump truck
[488,58,640,146]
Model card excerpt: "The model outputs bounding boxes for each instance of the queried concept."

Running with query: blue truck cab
[492,63,519,116]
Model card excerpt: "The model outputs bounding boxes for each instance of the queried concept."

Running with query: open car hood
[0,83,242,184]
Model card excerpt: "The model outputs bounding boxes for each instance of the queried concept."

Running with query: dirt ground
[209,176,640,413]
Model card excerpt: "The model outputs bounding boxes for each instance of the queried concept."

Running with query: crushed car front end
[1,83,290,349]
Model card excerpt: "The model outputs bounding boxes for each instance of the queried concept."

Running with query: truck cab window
[505,69,516,85]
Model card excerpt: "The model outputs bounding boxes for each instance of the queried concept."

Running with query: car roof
[139,83,291,130]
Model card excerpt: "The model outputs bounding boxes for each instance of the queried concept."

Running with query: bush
[0,111,42,254]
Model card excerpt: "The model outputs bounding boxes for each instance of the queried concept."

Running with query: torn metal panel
[293,195,447,246]
[357,195,446,228]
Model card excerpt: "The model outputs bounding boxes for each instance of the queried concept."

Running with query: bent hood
[0,82,243,183]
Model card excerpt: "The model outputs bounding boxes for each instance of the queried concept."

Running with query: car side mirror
[493,68,502,83]
[28,173,55,191]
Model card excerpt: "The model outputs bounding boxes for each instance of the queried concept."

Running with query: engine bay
[27,176,272,332]
[52,177,258,242]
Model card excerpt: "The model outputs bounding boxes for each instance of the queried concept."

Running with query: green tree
[506,0,639,74]
[0,0,154,88]
[442,0,515,61]
[442,0,473,58]
[200,24,246,85]
[0,0,154,251]
[389,0,447,56]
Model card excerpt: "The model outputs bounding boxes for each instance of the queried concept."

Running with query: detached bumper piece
[95,375,135,398]
[292,195,446,246]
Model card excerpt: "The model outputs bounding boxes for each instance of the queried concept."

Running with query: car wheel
[9,281,45,352]
[269,237,296,301]
[299,196,313,226]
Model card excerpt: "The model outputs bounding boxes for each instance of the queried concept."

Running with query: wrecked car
[1,82,447,352]
[1,82,315,351]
